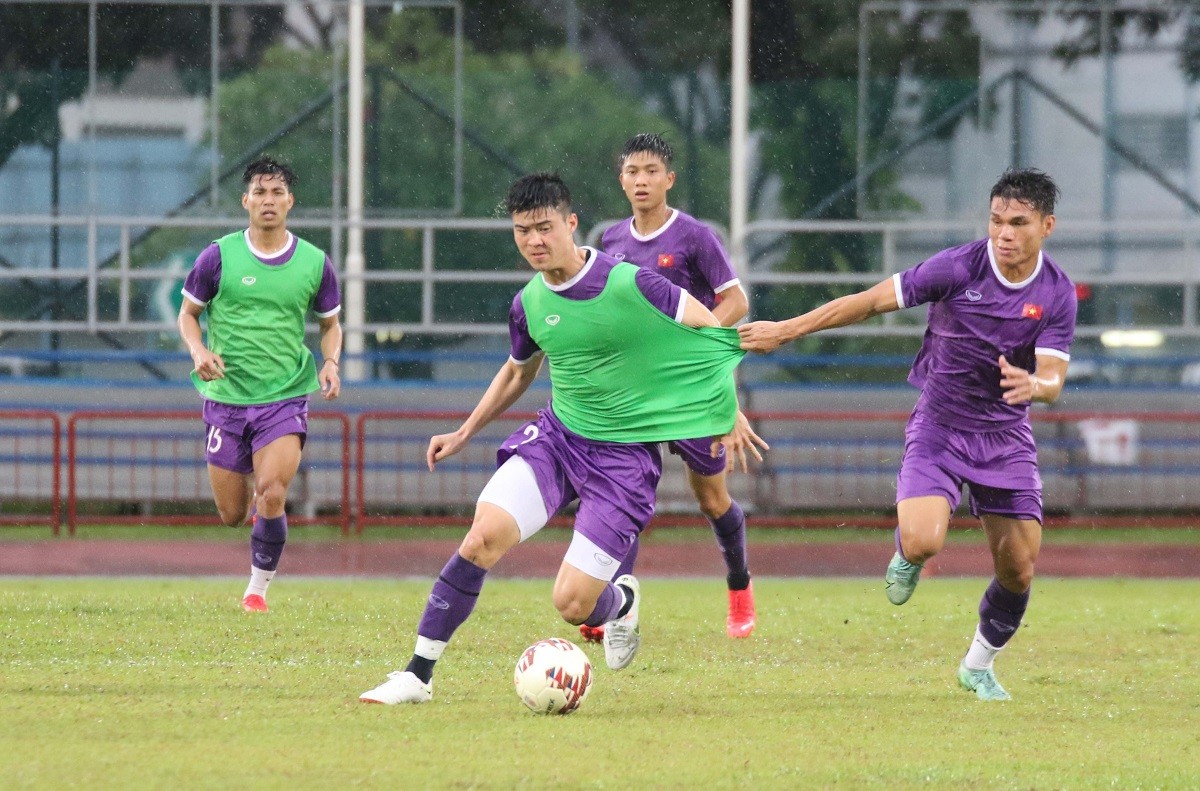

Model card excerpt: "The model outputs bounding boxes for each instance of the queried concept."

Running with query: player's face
[242,174,295,231]
[619,152,675,212]
[511,208,579,273]
[988,196,1054,271]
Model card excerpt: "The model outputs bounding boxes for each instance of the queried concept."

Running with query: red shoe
[242,594,269,613]
[579,624,605,643]
[726,581,756,638]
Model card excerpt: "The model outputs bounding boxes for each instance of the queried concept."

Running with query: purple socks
[712,500,750,589]
[250,514,287,571]
[894,526,909,562]
[978,577,1030,648]
[614,537,640,580]
[417,553,489,642]
[583,582,625,627]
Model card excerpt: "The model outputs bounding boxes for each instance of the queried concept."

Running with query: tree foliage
[0,5,283,171]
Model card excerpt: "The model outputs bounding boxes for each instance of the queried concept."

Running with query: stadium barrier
[353,409,1200,529]
[66,410,351,535]
[0,410,61,531]
[2,408,1195,534]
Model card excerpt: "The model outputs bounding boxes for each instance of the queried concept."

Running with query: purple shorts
[896,410,1043,522]
[202,396,309,475]
[497,408,662,561]
[667,436,726,477]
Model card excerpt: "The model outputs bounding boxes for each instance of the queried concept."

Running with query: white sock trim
[245,567,275,598]
[415,635,448,661]
[963,627,1002,671]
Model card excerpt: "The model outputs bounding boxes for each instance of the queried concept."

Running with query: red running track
[1,540,1197,578]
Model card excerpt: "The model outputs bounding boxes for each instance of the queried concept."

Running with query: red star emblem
[1022,303,1043,320]
[657,253,675,268]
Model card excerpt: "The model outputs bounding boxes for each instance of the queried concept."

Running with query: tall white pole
[344,0,366,380]
[730,0,750,291]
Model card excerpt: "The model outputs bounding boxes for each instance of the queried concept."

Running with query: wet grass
[1,577,1197,789]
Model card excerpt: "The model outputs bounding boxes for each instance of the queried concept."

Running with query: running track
[1,540,1197,577]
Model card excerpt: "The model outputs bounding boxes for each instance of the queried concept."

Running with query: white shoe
[603,574,641,671]
[359,671,432,704]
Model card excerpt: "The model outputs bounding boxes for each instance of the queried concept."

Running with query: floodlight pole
[345,0,366,380]
[730,0,750,292]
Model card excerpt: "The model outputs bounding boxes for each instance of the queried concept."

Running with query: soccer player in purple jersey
[591,133,757,642]
[739,169,1077,700]
[359,173,765,705]
[178,156,343,613]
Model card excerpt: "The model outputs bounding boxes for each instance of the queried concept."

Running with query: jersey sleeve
[312,256,342,317]
[634,266,686,322]
[508,292,543,364]
[1035,283,1078,360]
[181,243,222,306]
[895,249,962,309]
[691,223,739,293]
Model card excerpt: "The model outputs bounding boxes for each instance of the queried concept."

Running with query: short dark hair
[504,172,572,216]
[243,156,297,191]
[990,168,1059,216]
[619,132,674,171]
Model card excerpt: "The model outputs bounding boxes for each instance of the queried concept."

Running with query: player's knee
[216,507,246,527]
[997,562,1035,593]
[899,524,947,562]
[256,480,288,514]
[458,526,508,569]
[696,490,731,520]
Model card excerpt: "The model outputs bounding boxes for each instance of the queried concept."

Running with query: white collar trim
[987,239,1042,289]
[629,208,679,241]
[542,247,596,291]
[244,229,294,260]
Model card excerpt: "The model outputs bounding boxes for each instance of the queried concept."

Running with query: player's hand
[319,360,341,400]
[712,411,769,474]
[191,348,226,381]
[427,430,469,471]
[998,354,1038,404]
[738,321,797,353]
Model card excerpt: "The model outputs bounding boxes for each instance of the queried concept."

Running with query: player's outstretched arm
[711,410,770,474]
[712,284,749,327]
[738,278,899,353]
[427,357,543,470]
[1000,354,1068,405]
[316,314,343,400]
[178,300,225,381]
[680,293,720,328]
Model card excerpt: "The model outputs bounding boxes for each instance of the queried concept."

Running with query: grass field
[2,577,1198,789]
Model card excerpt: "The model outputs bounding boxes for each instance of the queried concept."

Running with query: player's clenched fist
[427,430,469,470]
[738,320,798,353]
[191,348,226,381]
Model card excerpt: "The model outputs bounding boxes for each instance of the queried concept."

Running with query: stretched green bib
[192,231,324,405]
[521,262,744,443]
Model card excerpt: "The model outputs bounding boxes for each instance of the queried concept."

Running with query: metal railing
[3,214,1200,339]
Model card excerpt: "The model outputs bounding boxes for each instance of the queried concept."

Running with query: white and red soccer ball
[513,638,593,715]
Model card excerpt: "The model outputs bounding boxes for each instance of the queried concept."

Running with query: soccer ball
[513,638,593,715]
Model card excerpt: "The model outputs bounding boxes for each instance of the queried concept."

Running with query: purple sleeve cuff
[312,256,342,317]
[508,293,541,361]
[182,243,222,305]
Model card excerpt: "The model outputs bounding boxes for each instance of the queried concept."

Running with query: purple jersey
[896,239,1077,432]
[601,209,738,311]
[181,230,342,317]
[507,247,685,364]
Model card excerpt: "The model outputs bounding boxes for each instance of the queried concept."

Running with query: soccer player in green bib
[360,173,767,705]
[178,157,343,613]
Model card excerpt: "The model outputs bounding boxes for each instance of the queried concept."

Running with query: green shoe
[884,551,923,605]
[957,662,1012,701]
